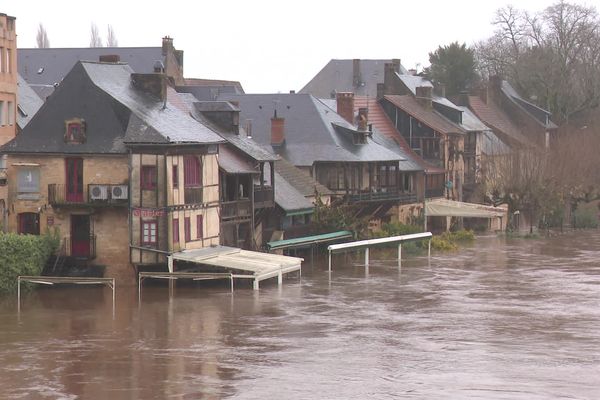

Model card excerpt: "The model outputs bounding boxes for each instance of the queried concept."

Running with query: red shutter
[196,214,203,239]
[184,217,191,242]
[184,156,201,187]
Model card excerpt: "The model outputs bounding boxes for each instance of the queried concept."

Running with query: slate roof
[353,96,441,173]
[219,93,404,167]
[177,78,245,101]
[274,158,332,197]
[274,172,314,214]
[456,105,490,132]
[18,47,163,88]
[219,145,259,174]
[2,61,223,154]
[16,74,44,130]
[299,59,407,98]
[500,80,558,129]
[384,95,465,135]
[468,95,534,147]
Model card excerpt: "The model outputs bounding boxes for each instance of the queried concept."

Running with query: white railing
[326,232,432,272]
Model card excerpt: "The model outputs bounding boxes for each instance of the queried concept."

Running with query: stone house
[0,60,224,283]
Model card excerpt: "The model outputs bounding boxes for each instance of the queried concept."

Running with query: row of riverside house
[1,15,557,283]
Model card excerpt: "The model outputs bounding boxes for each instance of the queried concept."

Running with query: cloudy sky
[3,0,598,92]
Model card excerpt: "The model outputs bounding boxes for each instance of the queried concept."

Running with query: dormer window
[65,118,86,144]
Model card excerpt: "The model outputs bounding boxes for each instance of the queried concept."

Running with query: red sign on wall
[132,208,166,218]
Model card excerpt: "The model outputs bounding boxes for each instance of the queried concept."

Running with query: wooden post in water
[365,247,369,267]
[328,250,332,272]
[398,244,402,268]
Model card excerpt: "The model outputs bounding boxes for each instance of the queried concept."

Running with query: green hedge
[0,230,60,294]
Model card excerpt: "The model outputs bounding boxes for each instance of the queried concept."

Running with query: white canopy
[426,199,506,219]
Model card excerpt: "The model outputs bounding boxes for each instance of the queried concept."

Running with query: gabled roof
[219,93,404,167]
[274,172,314,214]
[354,96,442,173]
[468,95,534,147]
[2,61,223,155]
[501,81,557,129]
[18,46,163,89]
[299,59,407,98]
[17,74,44,130]
[275,158,332,197]
[384,95,465,135]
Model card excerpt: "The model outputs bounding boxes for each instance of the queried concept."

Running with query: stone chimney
[415,86,433,109]
[162,36,174,54]
[271,110,285,146]
[99,54,120,63]
[131,73,167,103]
[407,69,417,76]
[383,63,399,95]
[353,59,361,88]
[392,59,401,73]
[457,91,470,107]
[434,83,446,98]
[357,107,369,131]
[488,75,503,103]
[336,92,355,124]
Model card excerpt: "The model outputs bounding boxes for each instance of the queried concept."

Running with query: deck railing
[254,186,274,208]
[221,199,252,220]
[48,184,128,206]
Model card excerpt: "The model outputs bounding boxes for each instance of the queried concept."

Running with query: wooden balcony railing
[346,188,418,204]
[221,199,252,220]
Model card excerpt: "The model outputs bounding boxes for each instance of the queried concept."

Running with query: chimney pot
[358,107,369,131]
[336,92,355,124]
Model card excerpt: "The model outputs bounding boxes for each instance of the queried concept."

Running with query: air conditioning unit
[90,185,109,200]
[111,185,128,200]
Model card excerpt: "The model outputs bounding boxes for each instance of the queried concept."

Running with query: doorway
[71,214,91,258]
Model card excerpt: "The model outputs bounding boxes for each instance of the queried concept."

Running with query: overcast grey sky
[4,0,599,93]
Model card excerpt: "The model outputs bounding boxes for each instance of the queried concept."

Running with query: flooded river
[1,232,600,399]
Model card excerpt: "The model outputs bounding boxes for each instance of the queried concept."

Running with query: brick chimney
[162,36,174,54]
[99,54,120,63]
[336,92,355,124]
[416,86,433,109]
[353,59,361,88]
[383,63,399,95]
[131,73,167,103]
[358,107,369,131]
[434,82,446,98]
[271,110,285,146]
[488,75,503,103]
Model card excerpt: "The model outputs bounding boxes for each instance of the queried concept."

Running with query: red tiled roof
[354,96,445,174]
[384,95,464,135]
[468,96,534,147]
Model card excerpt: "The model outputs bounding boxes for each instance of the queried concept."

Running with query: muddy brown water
[1,233,600,399]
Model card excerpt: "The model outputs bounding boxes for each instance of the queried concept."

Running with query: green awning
[267,230,353,251]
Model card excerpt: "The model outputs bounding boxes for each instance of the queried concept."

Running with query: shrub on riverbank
[431,230,475,251]
[0,230,60,294]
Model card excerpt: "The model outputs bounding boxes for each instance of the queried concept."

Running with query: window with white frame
[142,220,157,247]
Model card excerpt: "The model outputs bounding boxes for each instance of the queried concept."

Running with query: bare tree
[476,1,600,124]
[106,25,118,47]
[36,23,50,48]
[89,23,103,47]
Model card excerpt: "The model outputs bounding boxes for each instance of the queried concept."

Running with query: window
[64,118,86,144]
[7,102,13,125]
[172,218,179,243]
[183,156,201,187]
[17,167,40,194]
[6,49,11,74]
[18,213,40,235]
[141,166,157,190]
[172,165,178,189]
[142,220,157,246]
[196,215,203,239]
[0,101,4,126]
[0,47,4,73]
[184,217,191,242]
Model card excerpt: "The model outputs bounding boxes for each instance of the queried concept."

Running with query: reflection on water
[1,233,600,399]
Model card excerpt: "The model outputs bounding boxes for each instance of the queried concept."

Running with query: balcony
[184,187,203,204]
[48,184,128,207]
[347,188,418,204]
[59,235,97,260]
[221,199,252,221]
[254,186,274,208]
